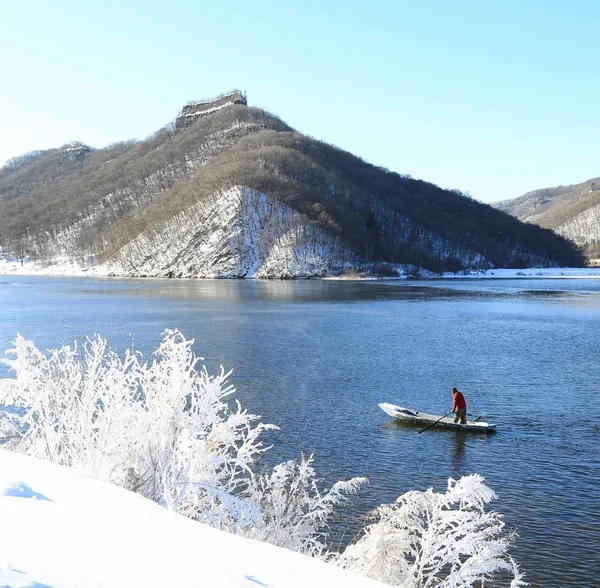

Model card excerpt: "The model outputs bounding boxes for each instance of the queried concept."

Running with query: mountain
[493,178,600,261]
[0,91,586,278]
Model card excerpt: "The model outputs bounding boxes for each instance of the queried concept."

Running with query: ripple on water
[1,276,600,586]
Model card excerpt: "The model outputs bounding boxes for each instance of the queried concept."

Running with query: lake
[1,275,599,586]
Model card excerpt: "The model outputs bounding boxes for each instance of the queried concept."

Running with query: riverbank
[2,258,600,279]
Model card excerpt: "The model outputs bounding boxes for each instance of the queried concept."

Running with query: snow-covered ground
[2,257,600,280]
[0,258,95,277]
[0,449,384,588]
[439,267,600,278]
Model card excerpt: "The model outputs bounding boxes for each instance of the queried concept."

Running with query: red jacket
[452,391,466,411]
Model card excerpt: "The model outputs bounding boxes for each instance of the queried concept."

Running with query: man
[451,386,467,424]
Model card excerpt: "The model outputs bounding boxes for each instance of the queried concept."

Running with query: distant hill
[0,91,586,278]
[493,178,600,261]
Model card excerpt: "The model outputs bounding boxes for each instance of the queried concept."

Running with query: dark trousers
[454,408,467,424]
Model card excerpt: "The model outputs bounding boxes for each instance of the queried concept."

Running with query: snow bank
[0,258,100,277]
[2,254,600,281]
[440,267,600,278]
[0,449,383,588]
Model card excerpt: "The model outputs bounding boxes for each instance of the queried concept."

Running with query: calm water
[1,276,599,587]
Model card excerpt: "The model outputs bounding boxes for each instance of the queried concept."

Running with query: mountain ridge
[0,94,586,277]
[492,177,600,260]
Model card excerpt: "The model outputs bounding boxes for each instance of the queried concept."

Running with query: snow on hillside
[2,254,600,280]
[102,186,355,279]
[6,121,264,272]
[440,267,600,278]
[555,202,600,248]
[2,178,600,281]
[0,449,384,588]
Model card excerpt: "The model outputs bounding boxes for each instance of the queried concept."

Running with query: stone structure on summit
[175,90,247,130]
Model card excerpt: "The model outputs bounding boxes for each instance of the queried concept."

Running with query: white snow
[96,186,354,279]
[184,103,231,118]
[3,255,600,281]
[0,448,383,588]
[555,201,600,248]
[0,257,96,277]
[439,267,600,278]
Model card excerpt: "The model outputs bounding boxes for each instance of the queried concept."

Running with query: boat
[378,402,496,433]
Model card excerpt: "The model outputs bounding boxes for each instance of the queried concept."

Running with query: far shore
[2,259,600,280]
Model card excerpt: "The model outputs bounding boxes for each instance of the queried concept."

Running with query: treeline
[0,103,586,272]
[105,126,585,270]
[0,106,289,262]
[498,179,600,230]
[494,178,600,260]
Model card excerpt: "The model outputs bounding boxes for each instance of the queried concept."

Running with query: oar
[417,411,452,434]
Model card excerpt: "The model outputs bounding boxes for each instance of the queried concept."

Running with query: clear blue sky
[1,0,598,202]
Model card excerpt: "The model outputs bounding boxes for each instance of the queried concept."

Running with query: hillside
[0,92,586,277]
[493,177,600,261]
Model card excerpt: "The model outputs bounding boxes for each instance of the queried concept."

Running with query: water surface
[1,276,599,586]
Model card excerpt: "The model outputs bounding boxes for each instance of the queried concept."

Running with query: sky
[1,0,599,203]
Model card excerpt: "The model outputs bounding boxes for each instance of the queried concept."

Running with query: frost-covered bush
[336,474,526,587]
[0,330,364,555]
[238,454,367,558]
[0,408,18,441]
[0,331,273,512]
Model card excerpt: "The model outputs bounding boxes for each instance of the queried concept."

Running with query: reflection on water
[1,275,600,586]
[450,432,467,468]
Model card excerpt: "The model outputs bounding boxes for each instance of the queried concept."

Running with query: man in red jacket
[451,386,467,424]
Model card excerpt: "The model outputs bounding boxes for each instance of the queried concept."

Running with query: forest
[493,177,600,261]
[0,102,586,275]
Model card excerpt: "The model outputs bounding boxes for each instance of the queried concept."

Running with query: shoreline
[2,260,600,280]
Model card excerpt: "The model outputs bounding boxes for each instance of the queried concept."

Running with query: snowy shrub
[236,453,368,558]
[337,474,526,587]
[0,330,365,555]
[0,331,272,515]
[0,406,19,442]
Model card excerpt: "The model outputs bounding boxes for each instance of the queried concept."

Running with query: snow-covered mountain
[492,177,600,262]
[0,92,586,277]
